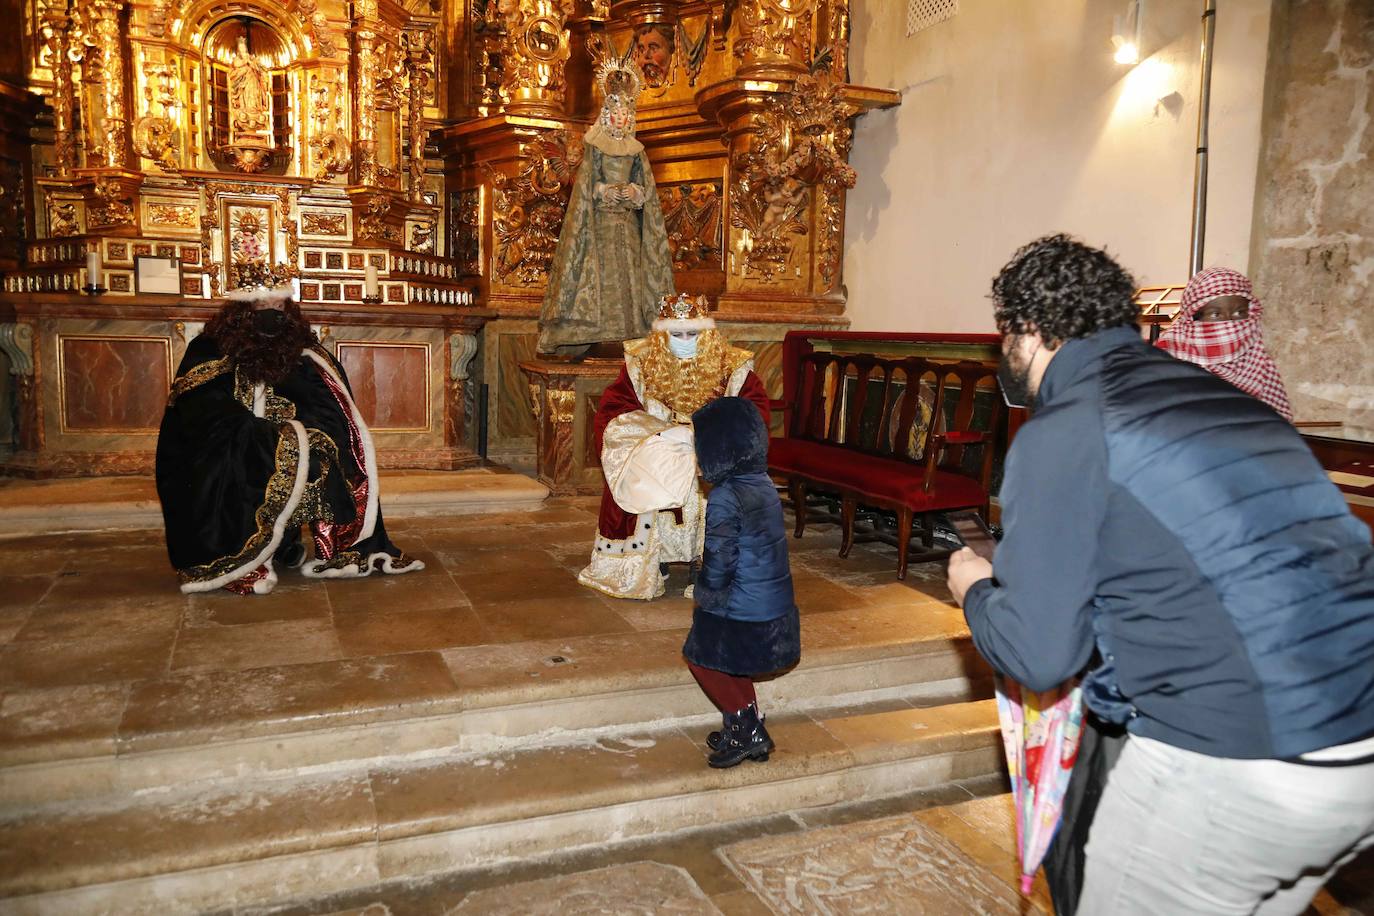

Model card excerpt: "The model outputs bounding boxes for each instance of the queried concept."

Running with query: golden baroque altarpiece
[0,0,895,476]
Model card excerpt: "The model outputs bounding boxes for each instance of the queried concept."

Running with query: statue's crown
[595,58,643,103]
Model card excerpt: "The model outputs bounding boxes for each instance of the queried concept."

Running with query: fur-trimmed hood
[692,396,769,484]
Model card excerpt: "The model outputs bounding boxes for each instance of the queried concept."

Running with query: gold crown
[657,292,708,322]
[232,262,289,291]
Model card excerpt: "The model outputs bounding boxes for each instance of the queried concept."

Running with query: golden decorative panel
[143,201,199,234]
[300,210,351,239]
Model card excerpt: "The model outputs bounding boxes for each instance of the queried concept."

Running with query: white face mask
[668,333,699,360]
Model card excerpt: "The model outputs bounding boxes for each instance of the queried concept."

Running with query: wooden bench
[768,347,1004,579]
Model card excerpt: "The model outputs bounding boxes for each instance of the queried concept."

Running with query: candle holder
[360,294,383,305]
[82,283,107,296]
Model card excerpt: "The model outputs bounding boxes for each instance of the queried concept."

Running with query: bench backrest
[790,351,1002,484]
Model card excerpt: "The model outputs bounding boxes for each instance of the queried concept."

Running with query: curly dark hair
[204,297,315,385]
[991,234,1139,345]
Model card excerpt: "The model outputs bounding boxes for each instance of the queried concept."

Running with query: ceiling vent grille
[907,0,959,36]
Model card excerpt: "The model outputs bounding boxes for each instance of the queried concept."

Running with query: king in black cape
[156,292,422,595]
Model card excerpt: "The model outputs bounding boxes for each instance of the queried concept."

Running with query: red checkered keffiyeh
[1157,267,1293,421]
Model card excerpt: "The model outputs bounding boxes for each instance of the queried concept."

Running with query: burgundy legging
[688,662,757,713]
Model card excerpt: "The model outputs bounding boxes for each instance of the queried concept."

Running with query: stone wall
[1251,0,1374,424]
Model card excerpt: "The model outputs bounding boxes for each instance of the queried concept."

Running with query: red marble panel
[336,342,429,431]
[61,337,170,431]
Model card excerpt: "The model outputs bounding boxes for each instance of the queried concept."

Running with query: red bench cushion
[769,437,987,513]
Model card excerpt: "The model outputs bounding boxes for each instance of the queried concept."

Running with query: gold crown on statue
[652,293,715,331]
[595,57,643,103]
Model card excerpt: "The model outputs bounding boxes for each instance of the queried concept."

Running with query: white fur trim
[651,317,715,332]
[301,551,425,579]
[180,420,310,594]
[226,282,294,303]
[304,350,380,545]
[251,562,279,594]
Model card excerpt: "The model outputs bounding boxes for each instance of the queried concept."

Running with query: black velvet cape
[156,333,409,592]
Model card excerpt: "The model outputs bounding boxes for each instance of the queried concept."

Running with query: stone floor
[0,496,1370,915]
[0,497,957,737]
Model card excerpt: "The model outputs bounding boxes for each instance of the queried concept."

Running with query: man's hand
[946,547,993,607]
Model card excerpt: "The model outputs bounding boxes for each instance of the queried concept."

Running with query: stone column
[0,323,39,453]
[448,332,479,448]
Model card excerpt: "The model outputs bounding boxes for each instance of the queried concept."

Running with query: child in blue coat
[684,396,801,768]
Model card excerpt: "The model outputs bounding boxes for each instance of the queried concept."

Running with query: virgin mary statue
[538,59,675,355]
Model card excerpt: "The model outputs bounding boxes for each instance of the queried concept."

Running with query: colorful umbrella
[994,675,1086,895]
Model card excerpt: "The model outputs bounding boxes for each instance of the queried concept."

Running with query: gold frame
[334,340,433,433]
[55,334,174,434]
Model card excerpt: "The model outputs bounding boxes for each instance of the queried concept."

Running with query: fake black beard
[997,358,1034,410]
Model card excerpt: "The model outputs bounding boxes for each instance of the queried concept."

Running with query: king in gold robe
[580,295,770,601]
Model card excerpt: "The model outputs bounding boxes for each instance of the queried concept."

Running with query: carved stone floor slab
[449,861,722,915]
[718,795,1049,915]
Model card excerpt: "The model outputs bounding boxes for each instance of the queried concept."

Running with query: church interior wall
[1250,0,1374,425]
[842,0,1273,333]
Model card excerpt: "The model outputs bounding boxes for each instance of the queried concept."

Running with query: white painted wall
[842,0,1272,332]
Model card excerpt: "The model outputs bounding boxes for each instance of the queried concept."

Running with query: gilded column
[43,8,78,176]
[404,30,433,203]
[90,0,129,169]
[355,25,380,186]
[497,0,571,119]
[733,0,814,80]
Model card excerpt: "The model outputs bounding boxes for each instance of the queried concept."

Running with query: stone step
[0,605,988,808]
[0,468,550,536]
[0,698,1003,914]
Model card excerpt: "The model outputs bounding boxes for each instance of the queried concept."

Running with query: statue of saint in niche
[538,59,674,356]
[229,36,272,145]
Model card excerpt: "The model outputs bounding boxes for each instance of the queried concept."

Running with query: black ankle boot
[706,707,765,751]
[708,703,773,768]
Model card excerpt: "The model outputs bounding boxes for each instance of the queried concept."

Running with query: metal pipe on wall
[1189,0,1218,277]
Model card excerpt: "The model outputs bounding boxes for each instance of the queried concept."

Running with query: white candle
[85,250,102,288]
[364,263,379,298]
[201,273,210,299]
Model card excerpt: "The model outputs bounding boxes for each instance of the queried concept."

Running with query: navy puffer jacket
[964,326,1374,760]
[692,397,797,623]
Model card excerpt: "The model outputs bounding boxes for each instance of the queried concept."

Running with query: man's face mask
[668,332,699,360]
[252,308,288,335]
[997,335,1040,409]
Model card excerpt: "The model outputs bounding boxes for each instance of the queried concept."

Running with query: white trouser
[1078,735,1374,915]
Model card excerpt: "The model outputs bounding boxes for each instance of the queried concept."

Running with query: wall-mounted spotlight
[1113,0,1144,65]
